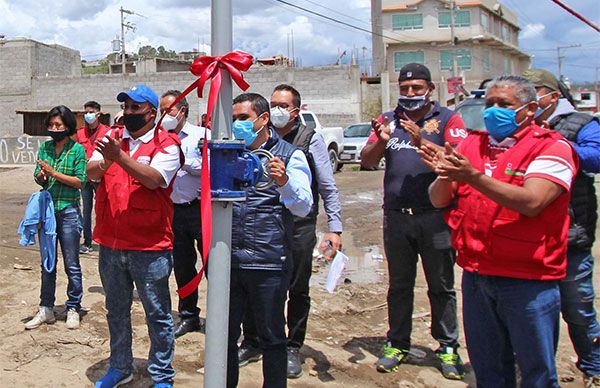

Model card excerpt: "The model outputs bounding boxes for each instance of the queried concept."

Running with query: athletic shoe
[24,306,56,330]
[375,342,409,373]
[94,367,133,387]
[436,346,465,380]
[238,343,262,367]
[66,308,80,329]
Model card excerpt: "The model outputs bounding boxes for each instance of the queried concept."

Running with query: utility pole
[120,7,134,75]
[556,44,581,81]
[449,0,459,106]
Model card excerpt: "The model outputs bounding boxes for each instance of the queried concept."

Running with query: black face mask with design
[123,113,149,133]
[49,130,69,142]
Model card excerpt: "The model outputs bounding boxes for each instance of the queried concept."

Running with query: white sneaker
[25,306,56,330]
[66,308,80,329]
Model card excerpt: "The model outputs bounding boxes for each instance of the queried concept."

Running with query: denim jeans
[98,246,175,383]
[383,209,459,349]
[560,250,600,377]
[228,269,289,388]
[462,271,560,388]
[80,181,95,246]
[40,204,83,311]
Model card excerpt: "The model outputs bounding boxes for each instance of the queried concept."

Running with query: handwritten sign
[0,136,48,165]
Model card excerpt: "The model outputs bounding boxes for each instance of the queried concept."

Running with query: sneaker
[375,342,409,373]
[238,343,262,367]
[584,374,600,388]
[25,306,56,330]
[79,245,93,254]
[94,367,133,387]
[66,308,80,329]
[287,347,303,378]
[436,346,465,380]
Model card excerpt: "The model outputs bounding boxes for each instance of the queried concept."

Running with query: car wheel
[328,148,339,173]
[375,157,386,170]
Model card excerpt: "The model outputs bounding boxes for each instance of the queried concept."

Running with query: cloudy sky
[0,0,598,82]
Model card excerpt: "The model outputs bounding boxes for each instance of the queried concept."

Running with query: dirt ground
[0,165,596,387]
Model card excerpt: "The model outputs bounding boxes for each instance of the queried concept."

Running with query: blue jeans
[80,181,95,246]
[98,246,175,383]
[228,269,289,388]
[561,250,600,377]
[40,204,83,311]
[462,271,560,388]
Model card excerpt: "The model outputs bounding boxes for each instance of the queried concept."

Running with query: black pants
[228,269,289,388]
[383,208,459,350]
[242,220,317,349]
[172,201,202,319]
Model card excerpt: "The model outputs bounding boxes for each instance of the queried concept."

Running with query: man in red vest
[87,85,182,388]
[76,100,110,254]
[422,75,578,387]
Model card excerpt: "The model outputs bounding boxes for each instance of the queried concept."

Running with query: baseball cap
[522,69,559,91]
[398,63,431,82]
[117,84,159,109]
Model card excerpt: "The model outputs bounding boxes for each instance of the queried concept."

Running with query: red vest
[93,128,181,251]
[77,123,111,159]
[446,125,577,280]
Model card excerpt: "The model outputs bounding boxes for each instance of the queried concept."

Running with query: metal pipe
[204,0,233,387]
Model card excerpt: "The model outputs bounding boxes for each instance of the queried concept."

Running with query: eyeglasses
[120,103,146,112]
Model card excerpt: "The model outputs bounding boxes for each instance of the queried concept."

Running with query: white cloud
[521,23,545,39]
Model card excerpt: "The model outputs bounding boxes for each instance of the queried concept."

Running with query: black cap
[398,63,431,82]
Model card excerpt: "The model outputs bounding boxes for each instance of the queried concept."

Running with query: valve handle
[251,149,274,191]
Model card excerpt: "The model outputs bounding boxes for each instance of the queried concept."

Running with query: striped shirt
[34,138,87,212]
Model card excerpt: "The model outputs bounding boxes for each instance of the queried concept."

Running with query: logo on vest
[137,156,151,165]
[422,119,441,135]
[387,138,418,152]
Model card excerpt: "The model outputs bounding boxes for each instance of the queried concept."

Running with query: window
[439,10,471,28]
[501,24,509,41]
[482,48,490,72]
[503,57,512,74]
[440,48,472,71]
[301,113,316,131]
[581,93,591,101]
[394,51,425,72]
[392,14,423,30]
[481,11,490,32]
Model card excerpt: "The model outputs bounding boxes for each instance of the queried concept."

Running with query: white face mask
[270,106,292,129]
[161,108,182,131]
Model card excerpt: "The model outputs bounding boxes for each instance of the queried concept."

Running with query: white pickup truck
[299,110,345,172]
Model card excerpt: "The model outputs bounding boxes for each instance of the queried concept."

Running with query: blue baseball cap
[117,84,159,109]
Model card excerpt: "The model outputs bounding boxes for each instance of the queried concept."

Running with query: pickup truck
[299,110,344,172]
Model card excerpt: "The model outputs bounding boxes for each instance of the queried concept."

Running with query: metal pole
[204,0,233,387]
[557,44,581,81]
[121,7,126,75]
[449,0,459,107]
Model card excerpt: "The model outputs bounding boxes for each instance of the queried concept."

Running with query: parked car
[454,79,491,132]
[338,123,385,170]
[299,110,344,172]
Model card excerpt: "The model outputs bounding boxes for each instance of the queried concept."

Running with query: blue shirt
[275,148,313,217]
[573,119,600,173]
[308,132,343,232]
[170,122,211,204]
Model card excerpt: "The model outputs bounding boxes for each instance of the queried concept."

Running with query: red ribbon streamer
[174,50,253,299]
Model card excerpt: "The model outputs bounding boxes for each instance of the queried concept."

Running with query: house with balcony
[372,0,531,107]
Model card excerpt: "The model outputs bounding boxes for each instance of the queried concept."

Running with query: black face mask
[123,113,149,133]
[49,130,69,142]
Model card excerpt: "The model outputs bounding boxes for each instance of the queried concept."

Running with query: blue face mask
[483,105,528,141]
[84,112,97,125]
[232,117,263,147]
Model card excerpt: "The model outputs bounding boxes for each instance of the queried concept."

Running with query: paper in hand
[325,250,349,293]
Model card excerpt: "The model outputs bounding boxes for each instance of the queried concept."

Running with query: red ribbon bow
[172,50,253,299]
